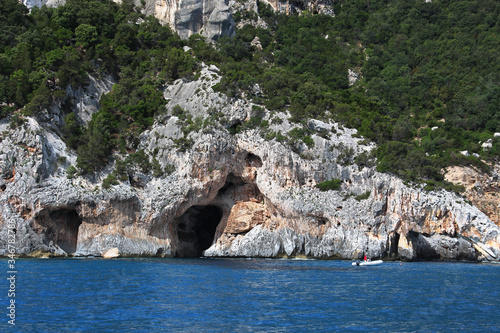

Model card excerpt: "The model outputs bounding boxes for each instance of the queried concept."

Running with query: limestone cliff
[142,0,235,40]
[1,65,499,261]
[21,0,64,8]
[445,166,500,228]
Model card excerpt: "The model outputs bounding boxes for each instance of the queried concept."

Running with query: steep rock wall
[147,0,235,40]
[21,0,65,8]
[445,165,500,227]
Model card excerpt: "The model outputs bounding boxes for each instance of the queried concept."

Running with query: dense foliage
[316,179,342,191]
[1,0,499,187]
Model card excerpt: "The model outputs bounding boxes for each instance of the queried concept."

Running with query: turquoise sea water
[4,258,500,332]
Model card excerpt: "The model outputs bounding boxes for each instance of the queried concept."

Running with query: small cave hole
[317,217,328,225]
[389,232,400,257]
[245,153,262,168]
[174,205,223,257]
[217,180,235,195]
[218,173,248,195]
[228,121,243,134]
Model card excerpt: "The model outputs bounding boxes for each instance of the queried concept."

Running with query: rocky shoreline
[1,66,499,262]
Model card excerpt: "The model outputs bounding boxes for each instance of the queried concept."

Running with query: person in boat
[363,254,367,262]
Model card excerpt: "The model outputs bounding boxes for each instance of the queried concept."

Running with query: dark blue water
[3,258,500,332]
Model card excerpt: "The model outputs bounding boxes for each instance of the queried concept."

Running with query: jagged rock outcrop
[1,64,499,261]
[227,0,333,30]
[33,74,114,132]
[229,0,269,29]
[67,75,115,125]
[146,0,235,40]
[21,0,65,8]
[21,0,235,41]
[445,165,500,228]
[21,0,333,41]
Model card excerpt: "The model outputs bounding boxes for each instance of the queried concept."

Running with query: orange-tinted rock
[224,202,265,234]
[445,165,500,227]
[102,247,120,258]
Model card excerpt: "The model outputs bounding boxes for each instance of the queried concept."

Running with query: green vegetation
[316,178,342,191]
[66,165,77,179]
[355,191,371,201]
[1,0,499,189]
[287,127,315,151]
[102,174,118,189]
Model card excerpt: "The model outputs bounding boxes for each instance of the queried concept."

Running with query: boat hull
[352,260,383,266]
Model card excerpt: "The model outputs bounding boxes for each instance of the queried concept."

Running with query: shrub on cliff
[315,179,341,192]
[102,174,118,189]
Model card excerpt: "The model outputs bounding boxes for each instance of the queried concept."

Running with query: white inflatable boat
[352,260,383,266]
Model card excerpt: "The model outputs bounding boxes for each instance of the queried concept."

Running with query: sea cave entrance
[174,205,223,257]
[34,208,83,254]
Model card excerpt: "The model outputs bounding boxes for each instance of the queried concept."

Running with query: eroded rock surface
[445,165,500,227]
[21,0,65,9]
[260,0,334,15]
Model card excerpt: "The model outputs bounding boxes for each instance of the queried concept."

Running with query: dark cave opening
[389,232,400,258]
[245,153,262,168]
[175,205,223,257]
[408,231,440,259]
[217,172,245,195]
[34,208,83,254]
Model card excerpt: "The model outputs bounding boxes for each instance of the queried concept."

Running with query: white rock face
[21,0,65,9]
[68,74,115,125]
[229,0,268,29]
[482,139,493,151]
[348,69,360,86]
[152,0,235,40]
[32,74,114,130]
[260,0,334,16]
[163,64,249,125]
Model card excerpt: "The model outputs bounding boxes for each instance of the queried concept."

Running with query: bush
[316,178,341,191]
[102,174,118,189]
[164,164,175,175]
[172,104,185,117]
[66,165,77,179]
[355,151,376,168]
[173,137,194,153]
[355,191,371,201]
[127,149,151,173]
[152,157,162,177]
[302,135,315,149]
[9,114,26,129]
